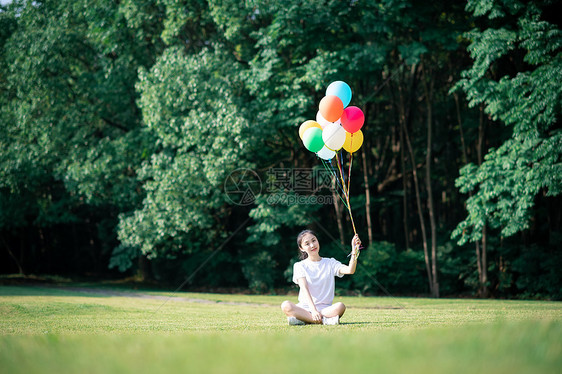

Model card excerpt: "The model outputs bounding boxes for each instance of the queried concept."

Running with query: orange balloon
[343,130,364,153]
[298,120,322,139]
[319,95,344,122]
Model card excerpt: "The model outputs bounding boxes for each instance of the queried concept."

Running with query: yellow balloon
[299,120,322,139]
[343,130,364,153]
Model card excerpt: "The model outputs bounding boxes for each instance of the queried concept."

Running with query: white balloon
[322,123,346,151]
[316,146,336,160]
[316,111,340,128]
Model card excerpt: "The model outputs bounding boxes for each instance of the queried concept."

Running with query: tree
[0,0,161,274]
[452,0,562,294]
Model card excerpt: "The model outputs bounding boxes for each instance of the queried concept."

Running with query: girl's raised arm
[338,234,361,275]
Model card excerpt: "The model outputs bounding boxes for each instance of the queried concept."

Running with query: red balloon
[341,106,364,134]
[319,95,344,123]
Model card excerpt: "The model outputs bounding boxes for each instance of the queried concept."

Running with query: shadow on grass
[351,306,404,310]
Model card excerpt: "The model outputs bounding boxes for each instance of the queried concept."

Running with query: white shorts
[297,303,332,313]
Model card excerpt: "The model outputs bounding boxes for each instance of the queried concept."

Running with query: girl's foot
[287,317,306,326]
[322,316,339,325]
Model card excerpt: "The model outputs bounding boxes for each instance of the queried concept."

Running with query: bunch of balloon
[298,81,365,236]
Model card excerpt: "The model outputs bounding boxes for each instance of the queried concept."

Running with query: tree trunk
[1,235,24,274]
[397,63,434,295]
[456,94,489,297]
[480,224,489,297]
[403,120,433,295]
[422,68,439,298]
[20,228,26,274]
[454,93,469,164]
[399,122,410,250]
[477,105,489,297]
[137,254,151,281]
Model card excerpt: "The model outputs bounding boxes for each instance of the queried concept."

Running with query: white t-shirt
[292,257,344,310]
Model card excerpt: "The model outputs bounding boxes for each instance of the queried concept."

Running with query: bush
[352,241,427,295]
[242,251,277,293]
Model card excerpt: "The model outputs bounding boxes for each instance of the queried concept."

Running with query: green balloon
[302,127,324,153]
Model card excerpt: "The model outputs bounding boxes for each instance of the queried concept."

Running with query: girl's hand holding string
[351,234,361,256]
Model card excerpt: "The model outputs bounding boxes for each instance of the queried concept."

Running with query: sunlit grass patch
[0,285,561,373]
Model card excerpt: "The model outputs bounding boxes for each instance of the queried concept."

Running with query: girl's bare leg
[280,301,321,324]
[319,302,346,318]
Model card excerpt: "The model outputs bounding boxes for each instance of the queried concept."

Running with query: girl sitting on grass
[281,229,361,325]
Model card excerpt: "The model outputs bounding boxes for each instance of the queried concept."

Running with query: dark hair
[296,229,317,260]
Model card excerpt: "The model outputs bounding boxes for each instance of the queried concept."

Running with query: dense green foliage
[453,0,562,241]
[1,0,560,298]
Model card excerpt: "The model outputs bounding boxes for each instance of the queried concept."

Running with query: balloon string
[328,158,347,198]
[332,153,348,202]
[323,159,348,205]
[334,186,350,210]
[349,208,358,235]
[334,151,348,197]
[321,159,349,209]
[335,151,357,235]
[347,152,357,235]
[322,159,347,208]
[347,137,353,195]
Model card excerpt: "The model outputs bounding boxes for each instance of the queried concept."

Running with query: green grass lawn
[1,285,561,373]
